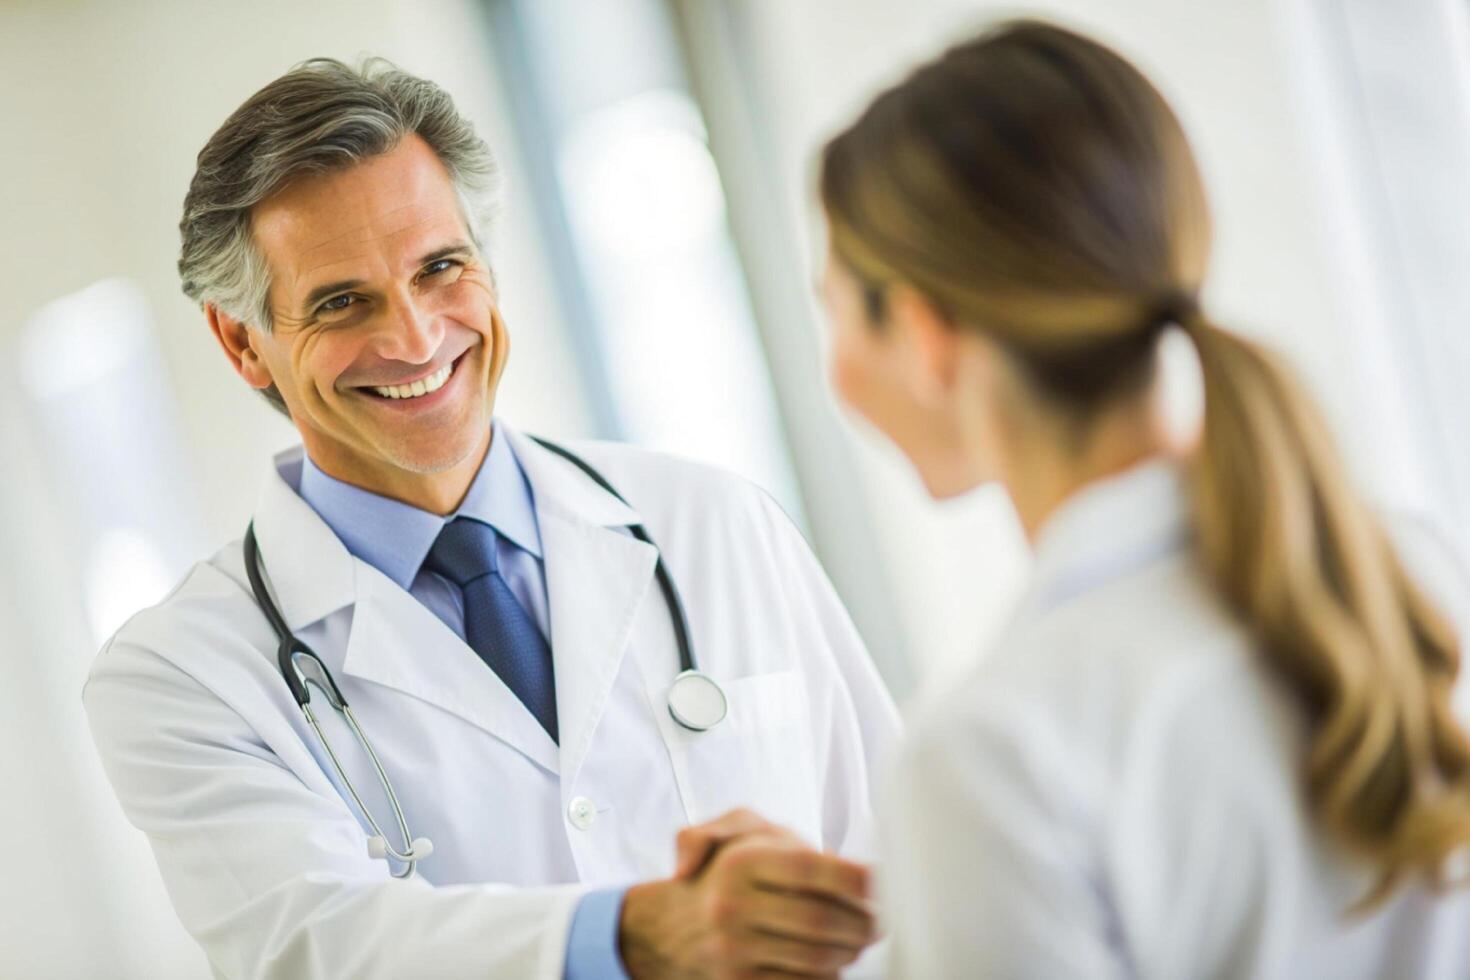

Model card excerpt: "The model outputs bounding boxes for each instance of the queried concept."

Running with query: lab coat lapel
[508,428,658,787]
[341,565,561,773]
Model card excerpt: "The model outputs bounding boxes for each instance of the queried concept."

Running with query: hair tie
[1155,290,1201,330]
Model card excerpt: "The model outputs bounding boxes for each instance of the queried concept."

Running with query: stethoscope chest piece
[667,669,728,732]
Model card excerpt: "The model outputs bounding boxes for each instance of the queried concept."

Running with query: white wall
[718,0,1371,689]
[0,1,584,975]
[1281,0,1470,549]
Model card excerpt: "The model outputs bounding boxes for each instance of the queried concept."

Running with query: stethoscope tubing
[527,437,698,675]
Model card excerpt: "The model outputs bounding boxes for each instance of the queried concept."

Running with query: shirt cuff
[563,887,631,980]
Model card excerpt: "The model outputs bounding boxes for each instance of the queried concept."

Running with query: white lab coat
[881,462,1470,980]
[84,427,900,980]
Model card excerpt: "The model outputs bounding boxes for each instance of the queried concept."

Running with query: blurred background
[3,0,1469,975]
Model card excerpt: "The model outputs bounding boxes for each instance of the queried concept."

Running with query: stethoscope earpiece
[366,835,435,862]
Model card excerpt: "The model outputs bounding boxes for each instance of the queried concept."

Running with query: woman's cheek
[829,338,867,413]
[834,323,898,419]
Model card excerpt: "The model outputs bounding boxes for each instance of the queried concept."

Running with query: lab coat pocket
[666,670,823,845]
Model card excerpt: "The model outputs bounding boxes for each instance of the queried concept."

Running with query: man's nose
[373,289,443,364]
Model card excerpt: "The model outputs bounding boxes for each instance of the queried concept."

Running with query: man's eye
[423,258,461,278]
[318,295,355,314]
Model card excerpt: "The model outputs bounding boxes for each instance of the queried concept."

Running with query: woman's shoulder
[958,555,1255,719]
[904,550,1299,817]
[894,551,1315,969]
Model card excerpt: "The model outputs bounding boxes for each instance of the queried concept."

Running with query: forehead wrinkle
[295,206,447,275]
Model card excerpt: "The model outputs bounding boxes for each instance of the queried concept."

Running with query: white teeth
[373,363,452,400]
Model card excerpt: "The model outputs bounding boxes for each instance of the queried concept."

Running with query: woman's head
[820,20,1208,498]
[822,19,1470,906]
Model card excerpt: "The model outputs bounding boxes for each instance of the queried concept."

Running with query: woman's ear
[205,304,274,391]
[886,283,962,407]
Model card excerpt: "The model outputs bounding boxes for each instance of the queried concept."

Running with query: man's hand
[619,809,878,979]
[672,808,794,879]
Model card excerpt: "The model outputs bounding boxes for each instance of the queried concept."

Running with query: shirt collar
[297,418,543,591]
[1023,460,1192,615]
[458,420,543,559]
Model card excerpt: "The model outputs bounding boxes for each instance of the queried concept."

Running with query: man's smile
[351,349,473,410]
[371,361,452,400]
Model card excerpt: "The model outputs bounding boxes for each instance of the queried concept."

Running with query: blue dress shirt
[296,420,628,980]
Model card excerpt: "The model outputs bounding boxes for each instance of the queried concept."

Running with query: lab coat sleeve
[879,696,1126,980]
[83,640,585,980]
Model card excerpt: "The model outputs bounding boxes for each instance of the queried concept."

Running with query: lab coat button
[568,796,596,830]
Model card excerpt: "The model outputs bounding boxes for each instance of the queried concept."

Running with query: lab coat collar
[503,428,641,529]
[250,424,633,635]
[1023,460,1192,616]
[251,429,657,779]
[252,447,359,633]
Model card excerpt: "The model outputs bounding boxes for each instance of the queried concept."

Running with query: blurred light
[84,526,172,646]
[16,276,205,644]
[554,87,804,518]
[20,278,151,401]
[562,90,727,255]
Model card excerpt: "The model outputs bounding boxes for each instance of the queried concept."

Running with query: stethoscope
[242,437,728,878]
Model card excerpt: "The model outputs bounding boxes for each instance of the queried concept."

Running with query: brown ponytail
[1181,308,1470,902]
[819,18,1470,903]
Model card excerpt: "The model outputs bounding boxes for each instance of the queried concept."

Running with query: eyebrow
[302,278,364,312]
[299,241,476,313]
[418,241,474,266]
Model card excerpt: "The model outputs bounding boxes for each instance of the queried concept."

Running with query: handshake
[619,809,880,979]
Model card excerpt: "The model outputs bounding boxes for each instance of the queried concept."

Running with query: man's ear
[886,283,961,408]
[204,304,274,391]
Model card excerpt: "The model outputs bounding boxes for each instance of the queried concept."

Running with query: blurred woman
[817,20,1470,979]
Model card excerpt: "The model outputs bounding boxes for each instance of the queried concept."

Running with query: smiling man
[82,60,898,979]
[220,133,504,514]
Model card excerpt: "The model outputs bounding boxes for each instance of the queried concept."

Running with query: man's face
[245,134,507,488]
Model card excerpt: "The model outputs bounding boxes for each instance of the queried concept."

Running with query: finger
[736,844,874,908]
[675,808,788,878]
[741,931,862,976]
[737,888,877,951]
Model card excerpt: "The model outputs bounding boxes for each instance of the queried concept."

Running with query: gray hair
[178,57,502,414]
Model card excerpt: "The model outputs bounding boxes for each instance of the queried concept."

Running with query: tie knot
[423,517,500,587]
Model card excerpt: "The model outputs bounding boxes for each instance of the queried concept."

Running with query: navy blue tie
[423,518,558,743]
